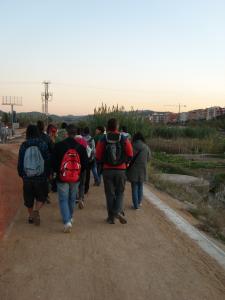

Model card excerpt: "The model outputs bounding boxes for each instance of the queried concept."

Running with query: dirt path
[0,182,225,300]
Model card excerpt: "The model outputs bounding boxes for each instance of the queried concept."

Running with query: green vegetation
[148,137,225,154]
[87,104,225,154]
[153,152,225,170]
[152,126,216,139]
[88,103,151,136]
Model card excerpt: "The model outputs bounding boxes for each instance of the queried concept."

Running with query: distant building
[206,106,223,120]
[188,109,206,121]
[148,106,225,124]
[179,112,188,123]
[150,112,169,124]
[167,112,178,123]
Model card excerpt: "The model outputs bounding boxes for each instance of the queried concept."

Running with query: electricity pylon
[41,81,53,125]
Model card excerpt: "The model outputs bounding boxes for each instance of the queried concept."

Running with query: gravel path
[0,182,225,300]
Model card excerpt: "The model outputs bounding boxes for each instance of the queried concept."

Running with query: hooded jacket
[17,138,50,179]
[126,140,151,182]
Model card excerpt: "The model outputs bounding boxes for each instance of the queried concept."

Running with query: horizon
[1,104,223,117]
[1,1,225,115]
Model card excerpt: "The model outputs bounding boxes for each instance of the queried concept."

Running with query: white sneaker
[70,218,74,224]
[63,222,72,233]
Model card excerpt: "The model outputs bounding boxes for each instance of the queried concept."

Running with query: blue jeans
[97,163,103,184]
[57,182,79,224]
[131,182,143,209]
[91,160,100,184]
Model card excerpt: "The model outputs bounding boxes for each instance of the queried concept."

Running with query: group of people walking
[17,118,151,233]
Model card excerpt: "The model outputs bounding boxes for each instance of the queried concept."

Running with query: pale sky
[0,0,225,115]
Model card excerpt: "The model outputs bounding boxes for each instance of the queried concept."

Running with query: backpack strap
[127,150,142,170]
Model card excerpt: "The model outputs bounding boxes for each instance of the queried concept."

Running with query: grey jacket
[127,140,151,183]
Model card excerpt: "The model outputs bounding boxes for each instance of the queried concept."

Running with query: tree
[2,112,9,124]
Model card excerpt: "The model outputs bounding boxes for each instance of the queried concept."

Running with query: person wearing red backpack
[96,119,133,224]
[52,124,88,233]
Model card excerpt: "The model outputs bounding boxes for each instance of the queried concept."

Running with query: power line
[0,80,173,95]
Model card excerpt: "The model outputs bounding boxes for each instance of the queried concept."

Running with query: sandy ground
[0,144,22,238]
[0,181,225,300]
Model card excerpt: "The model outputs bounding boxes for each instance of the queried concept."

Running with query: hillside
[0,110,88,124]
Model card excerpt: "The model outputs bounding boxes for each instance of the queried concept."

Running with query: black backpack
[104,133,126,166]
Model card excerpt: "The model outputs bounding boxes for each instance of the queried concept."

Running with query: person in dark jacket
[96,118,133,224]
[55,122,68,143]
[37,120,56,198]
[37,120,53,153]
[127,132,151,209]
[83,126,99,193]
[17,125,50,225]
[52,124,88,233]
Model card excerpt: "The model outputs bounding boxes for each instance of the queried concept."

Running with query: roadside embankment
[0,144,22,238]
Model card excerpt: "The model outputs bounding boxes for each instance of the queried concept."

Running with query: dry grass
[148,165,225,243]
[189,204,225,243]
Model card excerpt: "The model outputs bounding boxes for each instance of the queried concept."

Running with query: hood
[24,138,43,147]
[133,140,145,151]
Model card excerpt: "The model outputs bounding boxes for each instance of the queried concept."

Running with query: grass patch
[148,137,225,154]
[152,152,225,174]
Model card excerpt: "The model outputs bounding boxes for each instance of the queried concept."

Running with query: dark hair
[121,126,127,133]
[107,118,118,131]
[37,120,44,133]
[96,126,104,133]
[76,127,82,135]
[47,124,56,135]
[133,132,145,143]
[67,124,77,136]
[83,127,90,135]
[26,125,40,140]
[61,122,67,129]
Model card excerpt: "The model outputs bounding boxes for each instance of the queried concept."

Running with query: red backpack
[60,148,81,182]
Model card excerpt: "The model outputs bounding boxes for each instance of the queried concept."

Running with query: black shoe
[28,217,33,224]
[106,217,115,224]
[115,213,127,224]
[33,210,40,226]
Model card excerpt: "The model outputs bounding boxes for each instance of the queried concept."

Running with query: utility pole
[41,81,53,125]
[164,103,186,123]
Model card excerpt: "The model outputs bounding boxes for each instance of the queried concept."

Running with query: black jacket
[17,138,50,179]
[52,137,88,181]
[39,132,54,153]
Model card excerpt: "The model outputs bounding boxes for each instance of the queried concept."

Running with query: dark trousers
[97,163,103,184]
[103,169,126,218]
[85,161,94,194]
[78,170,86,200]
